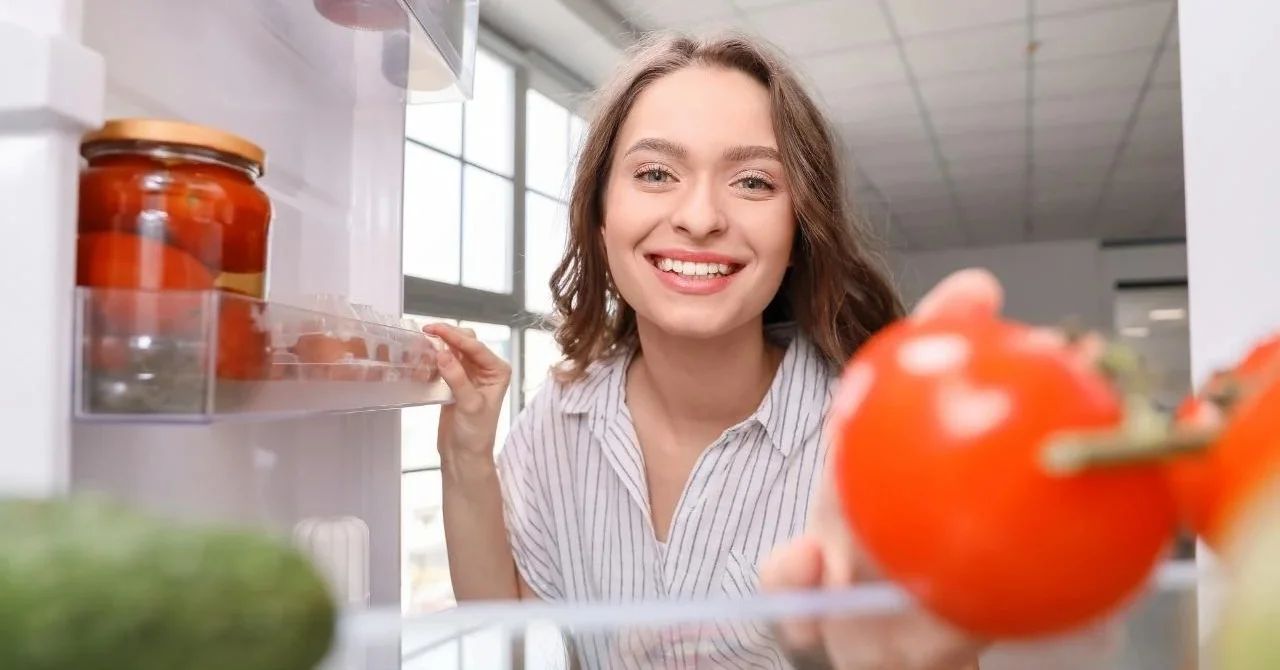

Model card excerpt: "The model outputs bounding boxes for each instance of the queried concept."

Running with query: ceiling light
[1121,326,1150,338]
[1148,308,1187,322]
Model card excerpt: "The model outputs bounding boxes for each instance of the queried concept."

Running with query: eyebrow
[722,145,782,163]
[623,137,687,159]
[622,138,783,165]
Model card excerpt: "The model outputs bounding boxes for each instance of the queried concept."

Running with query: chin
[642,302,749,341]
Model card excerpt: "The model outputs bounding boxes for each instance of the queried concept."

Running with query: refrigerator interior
[67,0,472,614]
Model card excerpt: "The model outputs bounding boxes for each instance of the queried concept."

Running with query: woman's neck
[628,318,784,430]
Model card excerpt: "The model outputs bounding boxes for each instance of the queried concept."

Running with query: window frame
[398,29,591,616]
[401,29,589,419]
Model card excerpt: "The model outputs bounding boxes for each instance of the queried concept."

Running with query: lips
[644,251,743,296]
[645,250,744,278]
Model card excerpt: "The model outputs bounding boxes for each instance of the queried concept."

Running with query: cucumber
[0,497,336,670]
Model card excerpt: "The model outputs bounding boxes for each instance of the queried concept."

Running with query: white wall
[1180,0,1280,662]
[891,239,1187,331]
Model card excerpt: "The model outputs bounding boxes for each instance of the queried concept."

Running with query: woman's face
[603,65,795,342]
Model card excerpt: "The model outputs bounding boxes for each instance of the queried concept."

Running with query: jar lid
[82,119,266,175]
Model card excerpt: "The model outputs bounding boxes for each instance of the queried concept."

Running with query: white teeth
[653,256,736,277]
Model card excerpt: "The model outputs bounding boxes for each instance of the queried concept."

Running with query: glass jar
[78,118,272,298]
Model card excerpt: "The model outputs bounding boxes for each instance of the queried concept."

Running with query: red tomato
[216,297,269,381]
[79,156,271,274]
[77,232,213,336]
[1236,333,1280,382]
[1163,335,1280,547]
[1176,372,1280,548]
[832,315,1176,638]
[1165,391,1223,543]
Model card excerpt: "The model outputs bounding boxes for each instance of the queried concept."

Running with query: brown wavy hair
[549,32,904,379]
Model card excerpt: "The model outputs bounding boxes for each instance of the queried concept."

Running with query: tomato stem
[1042,426,1217,475]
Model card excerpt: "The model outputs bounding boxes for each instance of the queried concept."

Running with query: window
[400,40,587,614]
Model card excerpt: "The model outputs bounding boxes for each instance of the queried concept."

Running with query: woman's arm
[441,448,522,600]
[425,324,534,601]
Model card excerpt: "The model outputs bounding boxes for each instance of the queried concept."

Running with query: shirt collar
[559,328,834,457]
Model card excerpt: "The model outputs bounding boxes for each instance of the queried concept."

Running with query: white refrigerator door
[0,2,475,643]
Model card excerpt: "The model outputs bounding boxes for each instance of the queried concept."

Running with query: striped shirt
[497,327,835,669]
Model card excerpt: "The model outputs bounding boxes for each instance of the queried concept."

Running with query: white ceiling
[595,0,1185,251]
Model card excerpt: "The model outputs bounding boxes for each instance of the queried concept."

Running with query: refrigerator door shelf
[339,560,1200,670]
[73,287,453,424]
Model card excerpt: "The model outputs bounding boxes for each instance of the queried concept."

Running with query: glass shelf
[330,561,1202,669]
[73,288,452,423]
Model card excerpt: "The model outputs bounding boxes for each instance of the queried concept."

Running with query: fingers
[761,536,825,652]
[423,323,505,371]
[436,347,483,411]
[912,268,1003,324]
[760,535,824,591]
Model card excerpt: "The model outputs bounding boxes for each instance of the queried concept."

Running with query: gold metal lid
[82,118,266,175]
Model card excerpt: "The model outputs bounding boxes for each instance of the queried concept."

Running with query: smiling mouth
[647,254,743,278]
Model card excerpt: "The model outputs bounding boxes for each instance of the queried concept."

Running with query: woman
[425,32,984,668]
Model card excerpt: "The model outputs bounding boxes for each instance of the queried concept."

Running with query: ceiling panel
[822,82,918,120]
[1034,121,1125,152]
[1034,91,1137,125]
[681,14,760,37]
[918,68,1026,109]
[1035,53,1150,97]
[1035,149,1117,172]
[966,201,1026,226]
[1036,0,1170,16]
[904,223,968,249]
[838,114,930,147]
[734,0,803,9]
[902,23,1028,77]
[931,102,1027,135]
[869,159,946,187]
[878,177,951,201]
[1110,162,1183,190]
[948,154,1026,178]
[1034,189,1097,212]
[605,0,736,29]
[941,130,1026,161]
[799,45,908,89]
[957,185,1024,210]
[1034,166,1107,192]
[746,0,891,56]
[895,210,960,229]
[1034,2,1172,62]
[1152,46,1181,86]
[1120,137,1182,164]
[886,0,1025,38]
[850,139,937,168]
[1031,213,1094,239]
[1136,84,1182,121]
[890,196,956,215]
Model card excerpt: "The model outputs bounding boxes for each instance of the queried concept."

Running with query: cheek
[742,203,796,269]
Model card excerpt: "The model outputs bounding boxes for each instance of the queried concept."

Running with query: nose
[670,177,726,239]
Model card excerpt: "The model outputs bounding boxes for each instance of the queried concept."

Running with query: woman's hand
[759,269,1004,670]
[424,324,512,463]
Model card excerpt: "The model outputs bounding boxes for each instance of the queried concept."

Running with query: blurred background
[400,0,1192,614]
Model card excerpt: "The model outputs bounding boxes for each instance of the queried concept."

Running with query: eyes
[633,163,777,194]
